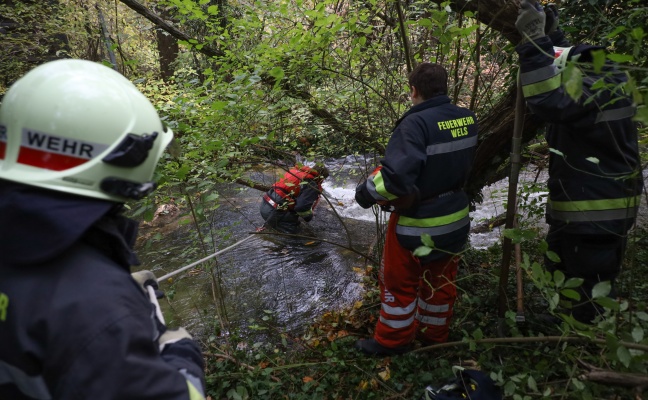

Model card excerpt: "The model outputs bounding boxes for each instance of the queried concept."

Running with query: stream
[134,160,549,341]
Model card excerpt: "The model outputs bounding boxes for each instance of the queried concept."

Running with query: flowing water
[134,160,548,340]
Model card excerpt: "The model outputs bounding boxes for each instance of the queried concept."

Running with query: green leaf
[548,148,564,157]
[631,27,645,40]
[560,289,580,300]
[548,293,560,309]
[605,26,626,39]
[571,378,585,390]
[504,381,516,396]
[563,64,583,101]
[503,228,523,243]
[553,270,565,287]
[545,250,561,263]
[202,192,219,202]
[590,49,606,73]
[607,53,634,63]
[211,101,229,110]
[418,18,433,28]
[592,281,611,298]
[633,106,648,125]
[595,296,619,311]
[207,5,218,15]
[636,311,648,321]
[564,277,584,288]
[616,346,631,368]
[632,326,644,342]
[585,157,599,164]
[268,66,285,83]
[527,375,538,393]
[421,234,435,248]
[413,246,432,257]
[538,240,548,253]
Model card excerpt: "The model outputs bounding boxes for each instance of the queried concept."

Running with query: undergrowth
[200,227,648,400]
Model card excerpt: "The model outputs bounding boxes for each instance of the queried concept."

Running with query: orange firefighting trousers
[374,213,459,348]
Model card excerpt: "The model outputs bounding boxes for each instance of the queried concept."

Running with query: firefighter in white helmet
[515,1,642,323]
[0,59,206,399]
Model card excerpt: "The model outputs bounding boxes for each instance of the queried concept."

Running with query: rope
[158,234,257,282]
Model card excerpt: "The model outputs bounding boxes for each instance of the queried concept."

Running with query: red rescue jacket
[265,166,323,212]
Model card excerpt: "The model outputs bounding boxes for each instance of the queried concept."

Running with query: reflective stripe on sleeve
[520,64,559,85]
[522,73,562,97]
[181,369,206,400]
[186,381,205,400]
[367,171,397,201]
[379,314,416,329]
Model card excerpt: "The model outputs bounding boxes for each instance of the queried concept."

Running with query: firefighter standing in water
[260,163,329,234]
[0,59,206,399]
[515,0,642,323]
[354,62,478,356]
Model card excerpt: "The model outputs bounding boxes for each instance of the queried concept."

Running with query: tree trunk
[466,86,545,203]
[155,5,178,82]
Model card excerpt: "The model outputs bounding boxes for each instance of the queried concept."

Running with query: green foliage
[2,1,647,398]
[0,1,69,91]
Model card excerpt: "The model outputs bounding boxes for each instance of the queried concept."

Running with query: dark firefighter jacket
[0,182,206,400]
[357,95,478,259]
[516,36,642,235]
[263,166,324,221]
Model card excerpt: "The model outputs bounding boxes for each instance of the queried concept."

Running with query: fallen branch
[410,335,648,354]
[578,360,648,389]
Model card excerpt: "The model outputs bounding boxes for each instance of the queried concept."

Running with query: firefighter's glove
[355,181,376,209]
[158,327,193,353]
[543,3,559,34]
[131,270,164,299]
[515,0,546,43]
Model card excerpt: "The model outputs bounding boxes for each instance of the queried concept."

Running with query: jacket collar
[0,180,139,267]
[395,95,451,127]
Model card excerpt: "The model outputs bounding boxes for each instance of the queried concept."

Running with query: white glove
[159,327,193,352]
[131,270,158,293]
[515,0,546,43]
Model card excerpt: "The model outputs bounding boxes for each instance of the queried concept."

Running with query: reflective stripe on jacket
[367,95,478,257]
[516,37,642,234]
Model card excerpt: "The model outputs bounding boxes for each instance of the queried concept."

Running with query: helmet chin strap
[100,178,157,200]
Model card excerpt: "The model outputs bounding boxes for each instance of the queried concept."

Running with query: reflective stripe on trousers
[374,213,458,348]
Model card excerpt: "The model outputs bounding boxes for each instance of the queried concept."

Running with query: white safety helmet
[0,59,173,202]
[553,46,575,71]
